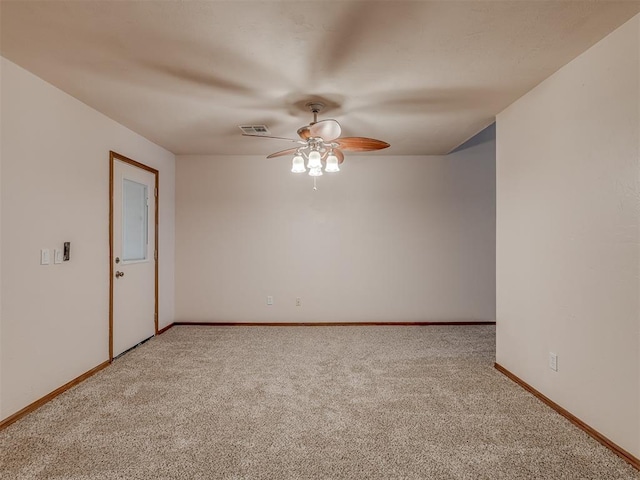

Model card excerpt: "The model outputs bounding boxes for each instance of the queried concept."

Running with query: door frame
[109,151,159,362]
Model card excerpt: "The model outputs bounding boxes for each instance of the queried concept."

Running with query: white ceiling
[2,1,639,156]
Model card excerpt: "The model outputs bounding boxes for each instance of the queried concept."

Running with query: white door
[112,157,157,358]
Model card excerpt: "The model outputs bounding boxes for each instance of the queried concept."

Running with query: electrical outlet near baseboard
[295,297,301,307]
[549,352,558,371]
[266,296,273,306]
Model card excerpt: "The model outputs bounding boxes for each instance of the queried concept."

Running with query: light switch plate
[40,249,50,265]
[54,249,63,264]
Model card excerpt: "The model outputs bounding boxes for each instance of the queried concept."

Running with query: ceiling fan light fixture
[325,153,340,173]
[307,150,322,169]
[291,154,306,173]
[309,166,323,177]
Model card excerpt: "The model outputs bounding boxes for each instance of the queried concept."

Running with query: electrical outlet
[549,352,558,371]
[296,297,301,307]
[267,296,273,306]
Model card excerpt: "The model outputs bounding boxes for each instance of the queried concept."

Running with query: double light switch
[41,242,70,265]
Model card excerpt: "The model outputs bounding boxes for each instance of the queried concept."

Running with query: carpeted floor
[0,325,638,479]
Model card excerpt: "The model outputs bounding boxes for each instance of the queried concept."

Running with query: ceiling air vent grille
[239,125,270,135]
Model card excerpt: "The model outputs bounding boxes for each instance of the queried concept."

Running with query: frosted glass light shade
[307,150,322,169]
[325,154,340,172]
[309,167,323,177]
[291,155,306,173]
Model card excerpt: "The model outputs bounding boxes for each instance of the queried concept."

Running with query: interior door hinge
[154,187,158,197]
[154,250,158,260]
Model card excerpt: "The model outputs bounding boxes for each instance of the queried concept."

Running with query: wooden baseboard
[157,323,174,334]
[0,360,110,431]
[494,363,640,471]
[174,321,496,327]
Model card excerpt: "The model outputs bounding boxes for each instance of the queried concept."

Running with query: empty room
[1,1,640,478]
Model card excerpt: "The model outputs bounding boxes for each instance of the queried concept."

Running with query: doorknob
[115,271,125,278]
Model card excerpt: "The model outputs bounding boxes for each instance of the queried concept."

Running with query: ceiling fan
[242,102,390,176]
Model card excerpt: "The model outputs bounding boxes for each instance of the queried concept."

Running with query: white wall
[175,130,495,324]
[0,57,175,420]
[496,14,640,456]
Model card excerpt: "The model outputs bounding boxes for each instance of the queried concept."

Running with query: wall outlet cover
[549,352,558,371]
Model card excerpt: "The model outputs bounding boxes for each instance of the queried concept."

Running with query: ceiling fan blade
[243,134,304,144]
[335,137,390,152]
[266,147,299,159]
[303,119,342,141]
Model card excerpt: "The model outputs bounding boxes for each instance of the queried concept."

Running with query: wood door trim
[494,363,640,471]
[109,151,160,362]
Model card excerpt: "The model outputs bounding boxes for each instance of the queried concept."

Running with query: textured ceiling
[1,1,639,156]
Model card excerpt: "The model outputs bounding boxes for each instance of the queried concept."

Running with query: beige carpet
[0,325,638,479]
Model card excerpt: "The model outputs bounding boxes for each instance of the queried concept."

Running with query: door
[110,152,158,359]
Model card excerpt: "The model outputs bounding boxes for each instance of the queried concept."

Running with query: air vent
[239,125,270,135]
